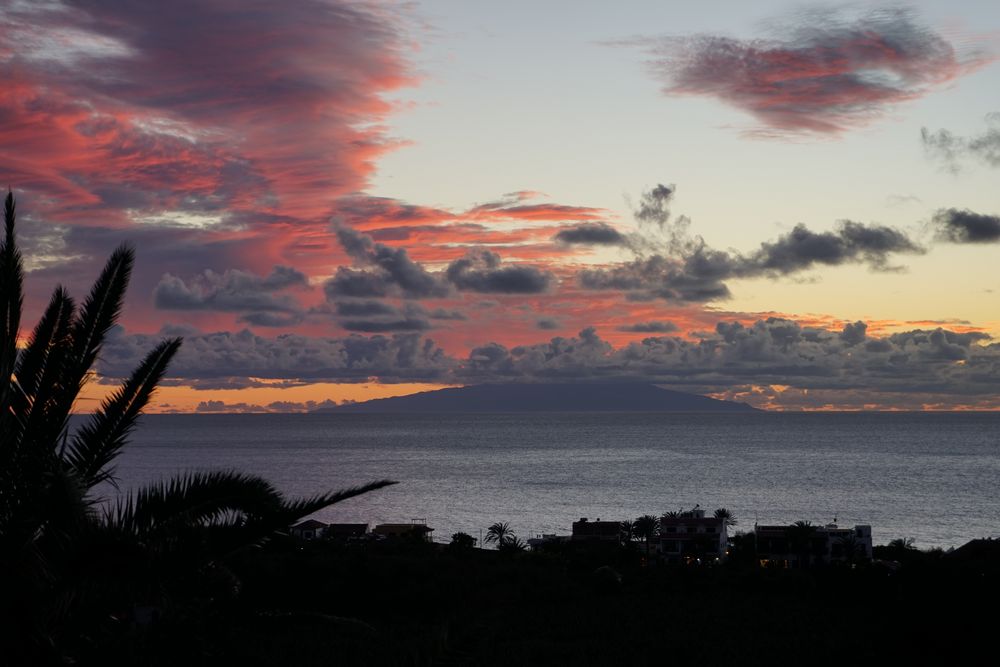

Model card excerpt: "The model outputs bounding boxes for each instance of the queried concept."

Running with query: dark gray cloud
[153,265,308,325]
[536,317,560,330]
[446,249,553,294]
[427,308,467,321]
[323,267,390,298]
[238,312,304,328]
[327,299,433,332]
[340,317,431,333]
[326,299,466,332]
[921,113,1000,171]
[334,300,400,317]
[840,321,867,346]
[329,226,555,299]
[99,327,452,382]
[617,321,678,333]
[578,185,923,303]
[931,208,1000,244]
[747,221,922,273]
[634,7,983,136]
[554,222,627,246]
[334,226,449,299]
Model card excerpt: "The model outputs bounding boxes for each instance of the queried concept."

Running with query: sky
[2,0,999,411]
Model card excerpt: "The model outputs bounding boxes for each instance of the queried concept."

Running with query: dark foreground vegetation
[0,193,391,665]
[102,536,998,666]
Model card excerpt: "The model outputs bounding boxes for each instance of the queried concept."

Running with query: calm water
[103,412,1000,549]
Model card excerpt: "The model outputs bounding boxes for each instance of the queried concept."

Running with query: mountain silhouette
[321,383,759,413]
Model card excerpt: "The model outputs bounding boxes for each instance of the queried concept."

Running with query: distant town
[291,507,995,569]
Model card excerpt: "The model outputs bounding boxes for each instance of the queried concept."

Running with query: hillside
[322,383,759,413]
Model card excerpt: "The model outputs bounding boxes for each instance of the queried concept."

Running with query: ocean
[105,412,1000,549]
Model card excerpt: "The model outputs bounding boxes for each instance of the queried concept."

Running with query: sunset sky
[3,0,999,411]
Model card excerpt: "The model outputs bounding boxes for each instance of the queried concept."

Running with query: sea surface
[102,412,1000,549]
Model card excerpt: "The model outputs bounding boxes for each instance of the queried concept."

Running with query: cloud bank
[99,319,1000,409]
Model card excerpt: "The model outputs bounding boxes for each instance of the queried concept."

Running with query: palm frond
[70,244,132,375]
[65,338,181,489]
[278,479,397,523]
[40,245,134,430]
[0,191,24,419]
[10,288,75,431]
[106,470,285,536]
[20,294,76,450]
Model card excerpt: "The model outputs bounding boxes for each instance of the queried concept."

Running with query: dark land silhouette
[322,382,759,413]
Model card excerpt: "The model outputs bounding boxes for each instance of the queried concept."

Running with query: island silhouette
[321,382,759,413]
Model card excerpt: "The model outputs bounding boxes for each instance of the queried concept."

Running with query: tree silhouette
[787,520,819,569]
[498,536,527,552]
[888,537,916,551]
[0,192,395,661]
[485,521,514,550]
[619,519,635,546]
[713,508,737,528]
[450,532,476,548]
[837,533,861,564]
[634,514,660,559]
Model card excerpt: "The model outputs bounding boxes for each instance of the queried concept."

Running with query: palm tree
[837,533,860,564]
[0,192,395,660]
[498,536,527,552]
[633,514,660,559]
[619,519,635,546]
[787,520,818,569]
[485,521,514,549]
[714,508,737,528]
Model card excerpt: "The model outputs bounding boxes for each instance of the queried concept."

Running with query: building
[373,522,434,542]
[658,509,728,563]
[946,537,1000,574]
[754,523,872,568]
[571,518,622,542]
[527,533,570,550]
[326,523,369,542]
[290,519,328,540]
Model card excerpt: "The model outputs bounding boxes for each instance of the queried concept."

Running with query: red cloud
[1,0,415,227]
[639,7,991,135]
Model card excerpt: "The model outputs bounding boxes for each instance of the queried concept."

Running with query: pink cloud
[637,7,992,136]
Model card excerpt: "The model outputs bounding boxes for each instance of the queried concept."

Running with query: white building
[658,509,729,563]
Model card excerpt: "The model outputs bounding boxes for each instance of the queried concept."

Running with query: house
[658,509,728,563]
[373,522,434,542]
[326,523,369,542]
[946,537,1000,574]
[754,523,872,568]
[290,519,328,540]
[571,518,621,542]
[527,533,570,550]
